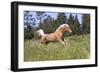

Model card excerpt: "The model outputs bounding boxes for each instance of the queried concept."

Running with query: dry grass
[24,34,90,61]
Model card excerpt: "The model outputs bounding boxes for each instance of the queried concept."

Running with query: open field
[24,34,90,61]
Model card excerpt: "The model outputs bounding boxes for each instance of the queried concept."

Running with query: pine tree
[82,14,90,34]
[36,11,47,25]
[24,11,36,27]
[57,13,67,25]
[52,12,67,32]
[74,14,81,35]
[24,11,36,39]
[67,14,75,35]
[42,15,54,33]
[67,14,74,25]
[24,11,30,26]
[24,25,34,39]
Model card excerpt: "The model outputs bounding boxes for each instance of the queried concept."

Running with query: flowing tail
[35,29,45,38]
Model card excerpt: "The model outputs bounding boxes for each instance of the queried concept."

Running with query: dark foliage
[24,11,90,39]
[24,25,34,39]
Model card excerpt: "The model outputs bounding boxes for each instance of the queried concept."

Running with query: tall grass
[24,34,90,61]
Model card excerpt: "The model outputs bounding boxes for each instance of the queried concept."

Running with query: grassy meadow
[24,34,90,61]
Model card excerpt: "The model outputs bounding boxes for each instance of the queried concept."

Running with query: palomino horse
[36,24,72,47]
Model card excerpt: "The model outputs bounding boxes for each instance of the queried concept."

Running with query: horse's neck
[55,30,64,37]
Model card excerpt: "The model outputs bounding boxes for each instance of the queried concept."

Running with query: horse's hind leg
[39,37,46,48]
[38,39,45,48]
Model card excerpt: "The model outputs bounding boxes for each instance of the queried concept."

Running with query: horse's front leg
[62,37,68,47]
[59,39,66,48]
[64,40,68,48]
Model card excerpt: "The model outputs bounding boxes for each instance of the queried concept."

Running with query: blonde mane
[55,24,69,32]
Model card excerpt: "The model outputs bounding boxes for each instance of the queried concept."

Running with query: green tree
[24,11,30,26]
[82,14,90,34]
[57,13,67,24]
[24,11,36,26]
[36,11,47,26]
[74,14,81,35]
[52,19,59,32]
[67,14,74,25]
[52,13,67,32]
[42,15,54,33]
[24,25,34,39]
[67,14,75,35]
